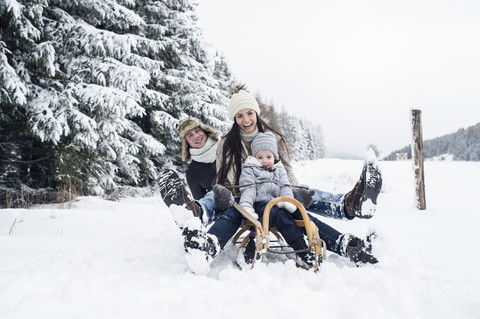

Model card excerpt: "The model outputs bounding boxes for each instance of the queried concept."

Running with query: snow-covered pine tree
[1,0,51,196]
[289,118,309,160]
[255,93,325,160]
[1,0,232,199]
[255,93,325,161]
[256,93,282,132]
[303,119,325,159]
[276,110,325,161]
[384,122,480,161]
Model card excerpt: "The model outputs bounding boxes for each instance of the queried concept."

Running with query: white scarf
[190,137,218,164]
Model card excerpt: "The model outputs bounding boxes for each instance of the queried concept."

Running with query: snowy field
[1,159,479,319]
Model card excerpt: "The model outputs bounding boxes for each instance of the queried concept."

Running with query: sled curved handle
[262,197,313,243]
[262,196,324,272]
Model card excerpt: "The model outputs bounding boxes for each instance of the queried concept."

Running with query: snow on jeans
[198,190,216,223]
[307,189,347,220]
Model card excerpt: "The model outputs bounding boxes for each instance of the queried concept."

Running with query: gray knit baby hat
[251,132,278,159]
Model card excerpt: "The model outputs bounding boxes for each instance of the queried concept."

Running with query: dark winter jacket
[186,160,216,200]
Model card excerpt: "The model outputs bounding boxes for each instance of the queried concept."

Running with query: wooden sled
[232,197,327,272]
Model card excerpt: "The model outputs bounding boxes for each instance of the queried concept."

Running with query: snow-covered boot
[243,233,257,265]
[213,184,235,211]
[182,219,220,275]
[290,237,316,269]
[182,228,219,258]
[340,234,378,265]
[159,169,204,220]
[236,232,259,270]
[344,150,382,219]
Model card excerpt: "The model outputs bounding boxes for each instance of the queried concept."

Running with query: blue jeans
[207,199,243,249]
[198,191,216,223]
[306,189,350,220]
[206,198,344,255]
[202,188,349,226]
[295,212,343,254]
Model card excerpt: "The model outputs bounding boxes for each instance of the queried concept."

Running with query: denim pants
[206,198,344,254]
[198,191,216,223]
[207,201,306,250]
[206,199,243,249]
[298,212,343,254]
[202,188,348,225]
[306,189,348,220]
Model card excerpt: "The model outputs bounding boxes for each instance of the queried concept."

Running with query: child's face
[255,150,275,170]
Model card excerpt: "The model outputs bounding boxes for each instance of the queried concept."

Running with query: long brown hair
[214,113,289,186]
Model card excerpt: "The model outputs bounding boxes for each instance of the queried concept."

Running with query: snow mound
[1,160,479,318]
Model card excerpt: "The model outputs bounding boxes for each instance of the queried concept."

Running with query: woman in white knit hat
[182,83,381,273]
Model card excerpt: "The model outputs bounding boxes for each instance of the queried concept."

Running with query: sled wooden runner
[233,197,326,272]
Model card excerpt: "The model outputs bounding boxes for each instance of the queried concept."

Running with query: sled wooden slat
[232,197,327,272]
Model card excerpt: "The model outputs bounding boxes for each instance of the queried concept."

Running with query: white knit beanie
[228,90,261,121]
[251,132,278,159]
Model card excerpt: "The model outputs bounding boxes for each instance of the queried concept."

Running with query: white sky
[195,0,480,158]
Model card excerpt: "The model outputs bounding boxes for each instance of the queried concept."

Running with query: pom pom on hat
[228,89,261,121]
[251,132,278,159]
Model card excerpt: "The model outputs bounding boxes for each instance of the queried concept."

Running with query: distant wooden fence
[411,109,426,210]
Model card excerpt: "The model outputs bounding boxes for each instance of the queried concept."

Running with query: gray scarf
[240,127,259,158]
[190,137,218,163]
[226,127,259,186]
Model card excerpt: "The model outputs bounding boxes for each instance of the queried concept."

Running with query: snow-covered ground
[1,159,479,319]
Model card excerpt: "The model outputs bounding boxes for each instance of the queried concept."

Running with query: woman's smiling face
[234,108,257,133]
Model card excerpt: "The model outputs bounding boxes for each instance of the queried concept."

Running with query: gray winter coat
[239,156,294,210]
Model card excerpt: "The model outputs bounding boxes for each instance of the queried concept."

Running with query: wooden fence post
[411,109,426,210]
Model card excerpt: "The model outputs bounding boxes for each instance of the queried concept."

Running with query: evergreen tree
[305,120,325,159]
[1,0,51,194]
[255,93,325,161]
[384,123,480,161]
[1,0,232,199]
[276,111,325,161]
[257,93,281,132]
